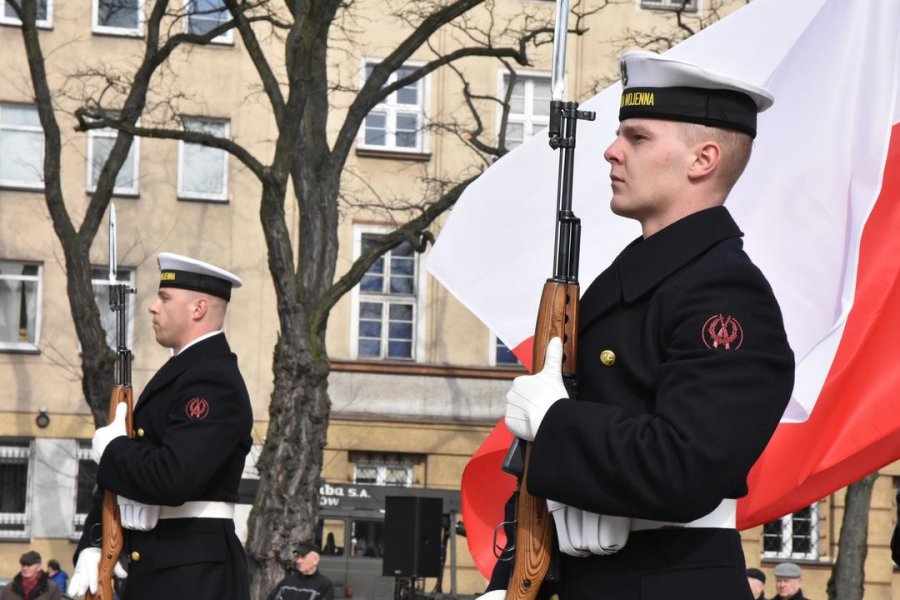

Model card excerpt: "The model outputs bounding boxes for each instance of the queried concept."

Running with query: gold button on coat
[600,350,616,366]
[130,551,141,562]
[136,428,145,437]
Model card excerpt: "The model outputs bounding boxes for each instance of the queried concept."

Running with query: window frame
[489,333,521,368]
[349,224,428,362]
[496,70,552,151]
[762,502,820,561]
[86,121,141,196]
[639,0,699,12]
[352,462,413,488]
[358,59,430,154]
[0,260,43,352]
[91,0,144,36]
[0,440,34,541]
[0,102,45,190]
[177,116,230,202]
[0,0,52,28]
[71,441,95,539]
[184,0,234,44]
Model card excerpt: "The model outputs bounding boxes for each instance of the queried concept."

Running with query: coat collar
[137,332,231,405]
[580,206,743,325]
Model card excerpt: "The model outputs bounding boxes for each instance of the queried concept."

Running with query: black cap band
[159,270,232,301]
[619,86,759,138]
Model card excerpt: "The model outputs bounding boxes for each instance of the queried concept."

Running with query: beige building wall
[2,0,898,597]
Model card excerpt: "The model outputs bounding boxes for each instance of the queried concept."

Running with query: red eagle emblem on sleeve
[702,314,744,350]
[186,397,210,420]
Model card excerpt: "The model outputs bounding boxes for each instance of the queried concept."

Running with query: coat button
[600,350,616,366]
[136,428,145,437]
[130,551,141,562]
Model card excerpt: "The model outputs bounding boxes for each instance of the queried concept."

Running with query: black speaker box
[382,496,443,577]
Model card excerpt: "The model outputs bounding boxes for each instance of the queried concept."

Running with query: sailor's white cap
[157,252,242,301]
[618,50,774,137]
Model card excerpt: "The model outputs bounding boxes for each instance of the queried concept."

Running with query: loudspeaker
[382,496,443,577]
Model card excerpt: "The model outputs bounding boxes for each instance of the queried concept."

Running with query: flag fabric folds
[427,0,900,578]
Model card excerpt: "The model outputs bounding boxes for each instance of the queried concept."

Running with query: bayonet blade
[109,203,117,284]
[550,0,570,102]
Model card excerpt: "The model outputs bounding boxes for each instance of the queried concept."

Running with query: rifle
[88,203,135,600]
[502,2,594,598]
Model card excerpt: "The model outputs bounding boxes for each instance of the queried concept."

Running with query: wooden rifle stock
[87,386,134,600]
[506,280,579,600]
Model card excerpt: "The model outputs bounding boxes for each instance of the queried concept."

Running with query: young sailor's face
[603,118,691,232]
[148,288,195,351]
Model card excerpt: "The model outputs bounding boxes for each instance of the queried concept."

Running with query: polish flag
[427,0,900,577]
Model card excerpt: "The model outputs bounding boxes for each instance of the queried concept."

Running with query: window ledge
[0,346,41,355]
[356,148,432,162]
[0,183,45,193]
[177,195,229,204]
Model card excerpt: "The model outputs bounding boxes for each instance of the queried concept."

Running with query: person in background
[773,562,810,600]
[747,567,767,600]
[267,541,335,600]
[45,561,67,594]
[0,551,62,600]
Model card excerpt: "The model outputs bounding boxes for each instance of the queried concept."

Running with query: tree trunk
[827,472,878,600]
[245,333,331,599]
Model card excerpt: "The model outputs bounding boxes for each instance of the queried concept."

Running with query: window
[178,117,229,201]
[763,503,820,560]
[0,441,32,540]
[500,73,551,150]
[353,231,418,360]
[185,0,233,44]
[351,451,417,487]
[91,268,135,350]
[73,442,96,537]
[87,121,140,195]
[360,62,428,153]
[640,0,698,12]
[492,336,521,367]
[0,0,51,27]
[317,518,346,556]
[348,519,384,558]
[0,103,44,189]
[92,0,142,35]
[0,261,42,351]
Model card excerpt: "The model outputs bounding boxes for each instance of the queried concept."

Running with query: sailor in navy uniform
[70,253,253,600]
[485,51,795,600]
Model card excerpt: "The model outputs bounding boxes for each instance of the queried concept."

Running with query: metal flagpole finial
[550,0,571,102]
[108,203,118,284]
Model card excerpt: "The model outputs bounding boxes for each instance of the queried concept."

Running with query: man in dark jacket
[485,50,794,600]
[774,562,810,599]
[1,551,62,600]
[69,253,253,600]
[747,567,768,600]
[267,541,335,600]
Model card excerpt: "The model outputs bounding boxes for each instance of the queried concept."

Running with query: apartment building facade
[0,0,897,597]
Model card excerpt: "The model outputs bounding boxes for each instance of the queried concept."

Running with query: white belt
[159,501,235,520]
[630,498,736,531]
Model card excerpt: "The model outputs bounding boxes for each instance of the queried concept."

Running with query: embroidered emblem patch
[186,397,210,420]
[702,314,743,350]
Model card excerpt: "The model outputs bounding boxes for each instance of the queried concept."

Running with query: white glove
[92,402,128,463]
[548,500,631,557]
[118,495,160,531]
[505,337,568,441]
[475,591,507,600]
[548,500,590,557]
[68,547,128,597]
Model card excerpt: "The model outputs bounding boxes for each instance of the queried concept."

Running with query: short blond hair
[679,123,753,194]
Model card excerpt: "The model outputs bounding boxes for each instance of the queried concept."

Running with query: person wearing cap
[266,541,335,600]
[0,551,62,600]
[774,562,809,599]
[69,253,253,600]
[483,50,794,599]
[747,567,768,600]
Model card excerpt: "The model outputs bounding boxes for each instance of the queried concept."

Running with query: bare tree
[827,473,879,600]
